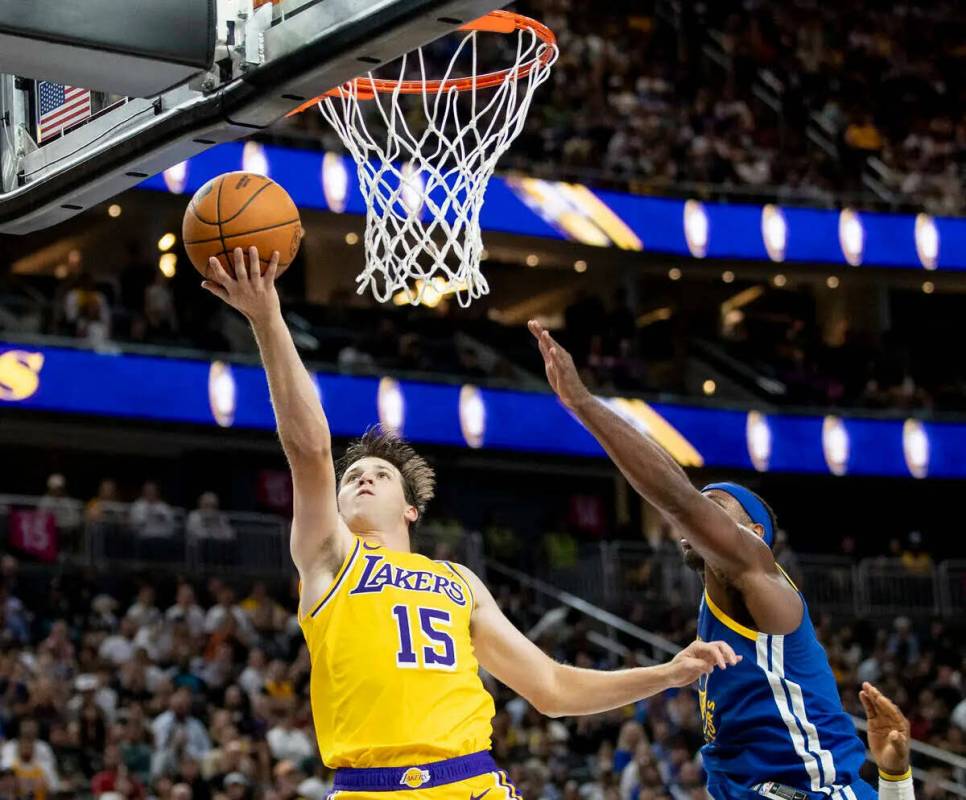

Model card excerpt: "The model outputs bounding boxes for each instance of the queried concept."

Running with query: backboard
[0,0,508,235]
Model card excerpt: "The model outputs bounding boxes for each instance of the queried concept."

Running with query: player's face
[338,456,415,529]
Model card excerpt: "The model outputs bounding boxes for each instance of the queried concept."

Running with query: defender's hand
[860,682,911,777]
[665,640,741,688]
[202,246,281,326]
[527,320,593,411]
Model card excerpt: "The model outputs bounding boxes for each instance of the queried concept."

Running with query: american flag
[36,81,92,142]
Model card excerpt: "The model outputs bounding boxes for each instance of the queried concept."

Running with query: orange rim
[286,10,556,116]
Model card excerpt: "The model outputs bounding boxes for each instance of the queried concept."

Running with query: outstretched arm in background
[459,564,740,717]
[203,248,354,610]
[527,320,800,633]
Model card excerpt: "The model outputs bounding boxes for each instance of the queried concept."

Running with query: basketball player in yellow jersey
[202,248,741,800]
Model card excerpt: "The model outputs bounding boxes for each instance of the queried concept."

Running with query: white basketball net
[318,20,558,307]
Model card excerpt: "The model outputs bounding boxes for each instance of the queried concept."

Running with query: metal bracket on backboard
[0,0,509,235]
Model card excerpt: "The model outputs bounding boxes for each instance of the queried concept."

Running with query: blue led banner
[3,343,965,479]
[141,141,966,271]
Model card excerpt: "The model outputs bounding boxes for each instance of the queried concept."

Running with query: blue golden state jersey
[697,579,874,800]
[299,538,495,769]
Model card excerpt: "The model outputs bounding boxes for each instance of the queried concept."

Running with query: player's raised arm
[528,320,767,577]
[458,565,739,717]
[203,247,353,585]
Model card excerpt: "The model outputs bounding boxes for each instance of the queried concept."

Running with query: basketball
[182,171,302,279]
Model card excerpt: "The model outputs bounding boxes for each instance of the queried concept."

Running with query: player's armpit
[458,564,561,715]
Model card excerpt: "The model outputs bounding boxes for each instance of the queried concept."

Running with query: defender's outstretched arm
[459,564,740,717]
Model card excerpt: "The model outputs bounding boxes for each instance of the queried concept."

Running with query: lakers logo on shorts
[400,768,431,789]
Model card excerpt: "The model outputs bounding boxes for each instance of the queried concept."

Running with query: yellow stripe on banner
[705,590,759,641]
[559,183,644,251]
[609,398,704,468]
[879,768,912,782]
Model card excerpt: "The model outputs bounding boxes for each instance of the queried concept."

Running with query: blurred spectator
[99,616,138,667]
[266,709,315,765]
[0,719,58,795]
[151,689,212,779]
[204,586,257,653]
[126,585,162,630]
[187,493,235,543]
[64,272,111,344]
[901,531,933,575]
[91,744,146,799]
[86,479,123,524]
[144,272,179,341]
[36,473,82,535]
[130,482,178,557]
[166,584,207,639]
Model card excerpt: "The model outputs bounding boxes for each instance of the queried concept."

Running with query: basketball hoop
[294,11,558,306]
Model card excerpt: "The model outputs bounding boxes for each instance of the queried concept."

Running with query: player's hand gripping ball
[183,171,302,279]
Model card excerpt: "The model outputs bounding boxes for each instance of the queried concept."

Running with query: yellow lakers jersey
[299,538,495,768]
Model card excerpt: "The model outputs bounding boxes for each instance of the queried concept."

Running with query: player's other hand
[202,246,281,326]
[665,640,741,688]
[528,320,593,411]
[860,682,911,777]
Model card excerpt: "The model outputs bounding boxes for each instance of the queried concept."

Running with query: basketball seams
[219,179,275,224]
[184,218,301,245]
[215,177,229,276]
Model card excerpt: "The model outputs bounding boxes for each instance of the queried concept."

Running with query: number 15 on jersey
[391,604,457,670]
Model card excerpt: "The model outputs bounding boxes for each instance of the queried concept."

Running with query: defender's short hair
[336,427,436,517]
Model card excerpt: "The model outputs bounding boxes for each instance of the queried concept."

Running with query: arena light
[525,254,540,267]
[108,204,122,218]
[702,379,716,396]
[773,274,787,288]
[722,270,735,284]
[377,377,405,434]
[668,267,682,281]
[838,209,865,266]
[684,200,709,258]
[822,416,850,476]
[922,281,935,295]
[321,152,350,213]
[722,286,764,315]
[761,204,787,262]
[826,275,840,289]
[158,233,177,252]
[574,260,588,273]
[459,385,486,449]
[400,162,426,218]
[915,214,940,270]
[480,249,490,261]
[636,307,672,328]
[746,411,772,472]
[158,253,177,277]
[162,161,189,194]
[208,361,236,428]
[242,142,270,177]
[392,278,466,308]
[903,419,929,479]
[345,232,359,246]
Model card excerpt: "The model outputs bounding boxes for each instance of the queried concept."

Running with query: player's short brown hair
[336,426,436,518]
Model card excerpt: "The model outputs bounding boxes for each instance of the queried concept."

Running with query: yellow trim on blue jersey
[306,538,361,619]
[776,563,800,593]
[879,768,912,782]
[704,590,759,641]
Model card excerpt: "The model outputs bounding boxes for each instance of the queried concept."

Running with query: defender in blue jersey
[529,321,883,800]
